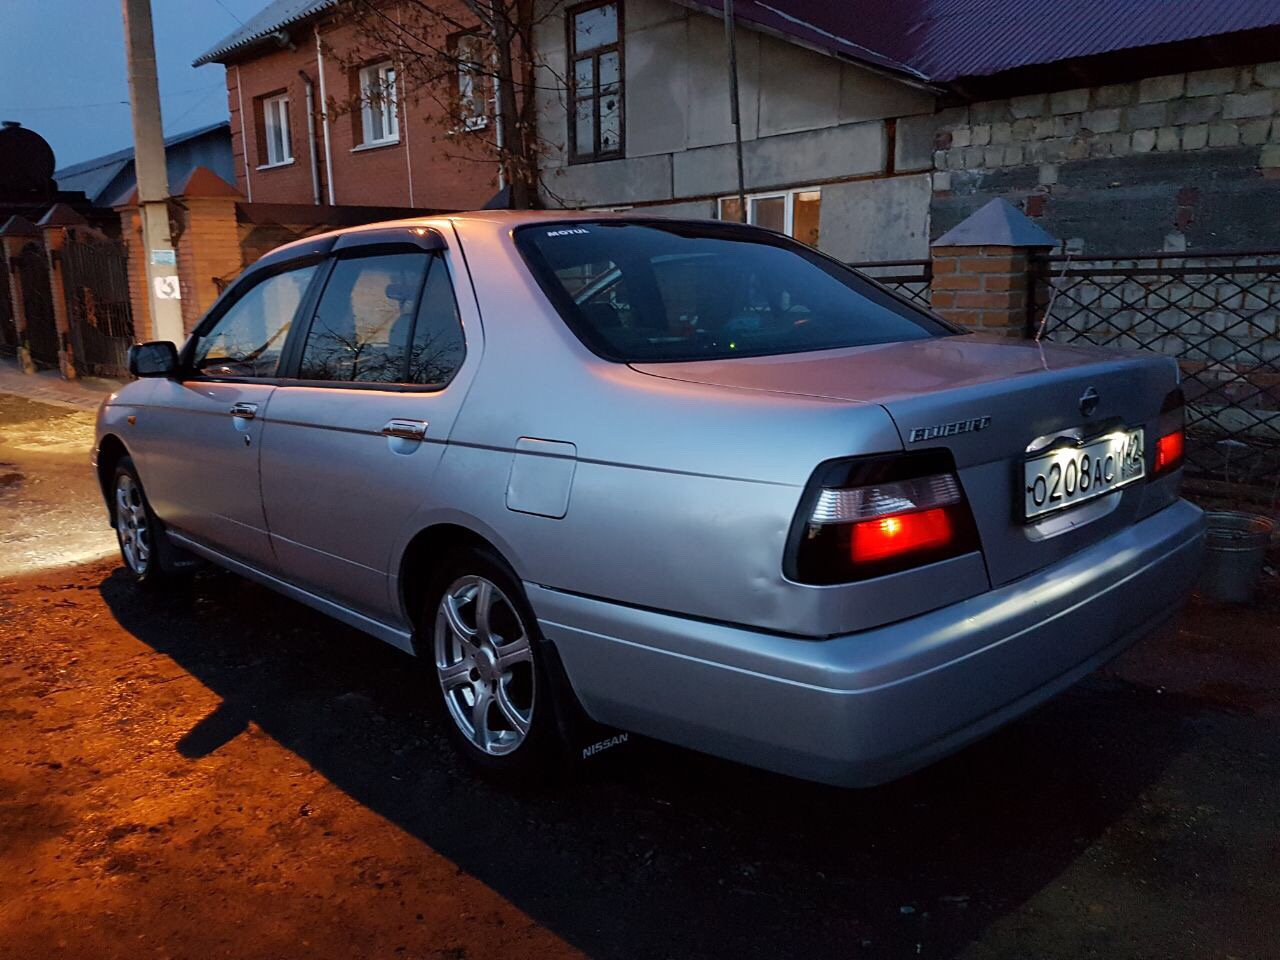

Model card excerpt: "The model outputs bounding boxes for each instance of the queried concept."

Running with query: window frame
[717,187,822,243]
[285,248,468,392]
[566,0,624,164]
[358,60,400,148]
[179,256,328,385]
[452,30,494,132]
[258,92,293,168]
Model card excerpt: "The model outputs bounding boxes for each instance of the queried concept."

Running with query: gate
[1033,251,1280,503]
[62,234,135,377]
[0,257,14,358]
[14,242,58,368]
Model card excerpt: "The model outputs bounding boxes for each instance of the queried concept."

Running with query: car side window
[406,257,466,386]
[191,264,318,377]
[297,252,430,383]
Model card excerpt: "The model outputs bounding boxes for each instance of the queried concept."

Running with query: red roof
[684,0,1280,82]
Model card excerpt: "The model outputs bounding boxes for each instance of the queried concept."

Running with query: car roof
[256,210,724,264]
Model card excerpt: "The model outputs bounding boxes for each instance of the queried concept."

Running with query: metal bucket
[1198,511,1274,604]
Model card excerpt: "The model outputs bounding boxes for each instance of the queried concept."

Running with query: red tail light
[1153,387,1186,478]
[851,507,954,563]
[1155,428,1184,474]
[787,451,982,584]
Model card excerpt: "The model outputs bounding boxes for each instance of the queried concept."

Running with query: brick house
[200,0,1280,258]
[194,0,503,210]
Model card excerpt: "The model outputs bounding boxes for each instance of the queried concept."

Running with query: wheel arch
[95,434,131,521]
[398,522,520,636]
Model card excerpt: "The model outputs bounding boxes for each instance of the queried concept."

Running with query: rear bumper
[528,499,1205,787]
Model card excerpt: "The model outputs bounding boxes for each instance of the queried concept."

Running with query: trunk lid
[632,333,1179,585]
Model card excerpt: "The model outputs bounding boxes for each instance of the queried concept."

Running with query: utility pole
[121,0,184,344]
[723,0,747,223]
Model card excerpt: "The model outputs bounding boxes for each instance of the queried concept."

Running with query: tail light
[786,451,982,585]
[1152,387,1185,478]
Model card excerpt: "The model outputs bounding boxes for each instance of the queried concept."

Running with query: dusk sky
[0,0,267,170]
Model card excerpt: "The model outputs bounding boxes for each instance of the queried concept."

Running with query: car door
[257,232,474,623]
[134,259,321,568]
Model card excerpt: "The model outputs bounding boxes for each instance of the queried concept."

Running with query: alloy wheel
[433,575,536,756]
[114,473,151,575]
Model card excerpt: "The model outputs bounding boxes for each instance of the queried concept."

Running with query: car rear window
[514,220,950,362]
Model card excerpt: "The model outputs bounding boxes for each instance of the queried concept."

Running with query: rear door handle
[230,402,258,420]
[381,419,428,441]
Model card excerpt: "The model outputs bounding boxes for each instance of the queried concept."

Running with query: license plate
[1023,429,1145,520]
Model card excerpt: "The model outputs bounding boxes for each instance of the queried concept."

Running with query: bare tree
[330,0,562,209]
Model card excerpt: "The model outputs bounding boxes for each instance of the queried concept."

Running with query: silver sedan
[95,213,1204,786]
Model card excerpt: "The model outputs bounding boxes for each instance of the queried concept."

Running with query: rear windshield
[514,220,950,363]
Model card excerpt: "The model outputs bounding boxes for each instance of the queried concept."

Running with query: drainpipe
[314,24,336,204]
[299,69,322,205]
[235,65,253,201]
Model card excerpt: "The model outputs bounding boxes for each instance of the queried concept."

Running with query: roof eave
[650,0,942,92]
[192,1,337,67]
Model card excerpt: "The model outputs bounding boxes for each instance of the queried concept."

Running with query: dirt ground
[2,393,1279,960]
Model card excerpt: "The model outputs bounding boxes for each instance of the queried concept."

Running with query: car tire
[423,549,563,781]
[110,456,186,587]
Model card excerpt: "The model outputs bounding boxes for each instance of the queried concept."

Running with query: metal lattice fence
[849,259,932,307]
[0,258,15,358]
[62,234,135,378]
[1033,251,1280,503]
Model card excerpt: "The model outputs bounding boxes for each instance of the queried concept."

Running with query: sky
[0,0,268,170]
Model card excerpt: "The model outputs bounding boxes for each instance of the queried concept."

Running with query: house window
[454,32,493,131]
[358,61,399,145]
[257,92,292,167]
[567,1,622,162]
[718,189,822,247]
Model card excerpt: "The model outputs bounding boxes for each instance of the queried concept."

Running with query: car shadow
[99,565,1192,960]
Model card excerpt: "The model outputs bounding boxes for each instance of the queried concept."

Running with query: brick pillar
[37,203,90,379]
[0,215,41,374]
[172,167,245,336]
[114,196,155,343]
[930,199,1057,336]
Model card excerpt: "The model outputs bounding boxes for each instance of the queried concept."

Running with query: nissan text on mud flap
[95,213,1205,787]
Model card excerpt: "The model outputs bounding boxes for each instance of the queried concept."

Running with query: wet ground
[2,390,1279,960]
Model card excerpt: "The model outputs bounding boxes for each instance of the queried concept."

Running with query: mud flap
[540,639,633,771]
[156,528,202,573]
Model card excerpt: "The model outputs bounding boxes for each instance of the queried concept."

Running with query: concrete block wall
[931,63,1280,252]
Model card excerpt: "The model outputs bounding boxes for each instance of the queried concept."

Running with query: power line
[212,0,246,26]
[1,82,226,114]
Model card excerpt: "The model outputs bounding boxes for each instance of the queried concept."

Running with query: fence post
[929,198,1057,337]
[37,203,89,380]
[172,167,245,337]
[0,215,40,374]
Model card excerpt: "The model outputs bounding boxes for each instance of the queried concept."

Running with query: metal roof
[932,198,1058,248]
[678,0,1280,83]
[193,0,337,67]
[54,122,233,205]
[197,0,1280,83]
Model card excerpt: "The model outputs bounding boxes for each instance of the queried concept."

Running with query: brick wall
[930,62,1280,252]
[930,245,1032,335]
[223,11,498,211]
[175,197,242,335]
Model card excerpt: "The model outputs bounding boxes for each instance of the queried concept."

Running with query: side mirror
[128,341,179,378]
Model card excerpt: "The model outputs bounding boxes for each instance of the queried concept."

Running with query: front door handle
[230,402,258,420]
[381,419,428,441]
